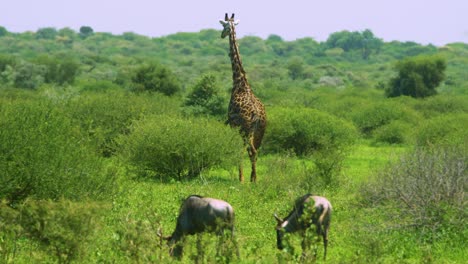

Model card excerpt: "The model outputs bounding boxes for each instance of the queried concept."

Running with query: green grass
[83,143,464,263]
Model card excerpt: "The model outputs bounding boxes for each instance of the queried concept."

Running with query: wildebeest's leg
[323,225,329,261]
[171,243,184,260]
[232,231,240,258]
[196,233,203,264]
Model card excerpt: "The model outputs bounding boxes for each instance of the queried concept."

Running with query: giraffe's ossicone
[220,13,267,183]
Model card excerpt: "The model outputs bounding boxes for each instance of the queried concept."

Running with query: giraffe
[219,13,267,183]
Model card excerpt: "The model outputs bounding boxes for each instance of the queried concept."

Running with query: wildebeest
[162,195,238,259]
[274,194,332,260]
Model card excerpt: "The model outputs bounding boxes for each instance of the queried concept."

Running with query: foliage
[34,55,79,85]
[325,29,383,59]
[15,199,105,263]
[65,90,156,157]
[36,27,58,40]
[415,113,468,147]
[131,63,181,95]
[79,26,94,39]
[0,100,117,203]
[387,55,446,98]
[264,107,358,182]
[351,100,419,136]
[183,73,225,118]
[9,61,47,89]
[119,115,243,180]
[362,146,466,242]
[372,120,413,145]
[0,26,7,37]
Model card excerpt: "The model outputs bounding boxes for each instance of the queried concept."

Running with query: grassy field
[75,143,463,263]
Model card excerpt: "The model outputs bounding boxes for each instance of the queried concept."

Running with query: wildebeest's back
[177,196,233,234]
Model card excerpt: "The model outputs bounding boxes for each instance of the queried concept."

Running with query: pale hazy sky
[2,0,467,46]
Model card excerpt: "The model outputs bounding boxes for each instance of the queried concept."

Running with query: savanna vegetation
[0,25,466,263]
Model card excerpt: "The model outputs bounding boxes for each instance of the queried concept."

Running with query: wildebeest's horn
[274,213,283,223]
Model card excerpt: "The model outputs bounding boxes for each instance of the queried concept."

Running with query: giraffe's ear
[219,20,227,26]
[225,13,229,21]
[234,20,240,26]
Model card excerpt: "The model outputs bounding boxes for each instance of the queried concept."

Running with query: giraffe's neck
[228,25,250,93]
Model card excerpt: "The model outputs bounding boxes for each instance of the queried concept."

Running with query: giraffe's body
[220,14,266,182]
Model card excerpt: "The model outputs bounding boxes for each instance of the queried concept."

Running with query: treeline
[1,25,464,91]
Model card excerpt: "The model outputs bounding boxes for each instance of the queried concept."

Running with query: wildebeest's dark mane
[284,193,313,219]
[187,194,204,199]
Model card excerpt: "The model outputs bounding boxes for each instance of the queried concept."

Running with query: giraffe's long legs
[247,137,258,183]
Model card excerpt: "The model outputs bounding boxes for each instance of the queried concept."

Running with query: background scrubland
[0,26,466,263]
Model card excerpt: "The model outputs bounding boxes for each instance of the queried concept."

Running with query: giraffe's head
[219,13,239,39]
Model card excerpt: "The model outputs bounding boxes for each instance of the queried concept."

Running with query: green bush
[264,107,358,182]
[131,63,180,95]
[183,74,225,118]
[415,113,468,147]
[119,115,243,180]
[64,90,181,157]
[0,100,117,203]
[34,55,80,85]
[372,120,413,145]
[413,95,468,118]
[16,199,105,263]
[351,101,419,136]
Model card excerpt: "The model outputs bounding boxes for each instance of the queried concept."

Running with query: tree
[79,26,94,39]
[325,29,383,59]
[131,63,180,95]
[0,26,8,37]
[36,27,58,40]
[183,74,225,117]
[35,55,79,85]
[386,55,446,98]
[287,57,305,80]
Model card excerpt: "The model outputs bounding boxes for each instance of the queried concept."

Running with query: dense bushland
[119,115,243,180]
[264,107,358,183]
[0,26,466,263]
[0,98,117,204]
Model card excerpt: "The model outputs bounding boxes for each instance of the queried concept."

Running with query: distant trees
[36,27,58,40]
[35,55,80,85]
[79,26,94,39]
[0,26,7,37]
[386,55,446,98]
[0,55,79,88]
[325,29,383,59]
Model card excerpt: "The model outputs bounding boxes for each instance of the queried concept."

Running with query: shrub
[351,101,419,136]
[415,113,468,147]
[372,120,413,145]
[119,115,243,180]
[34,55,79,85]
[362,146,466,242]
[264,107,358,182]
[131,63,180,95]
[0,100,117,203]
[183,74,225,118]
[17,199,105,263]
